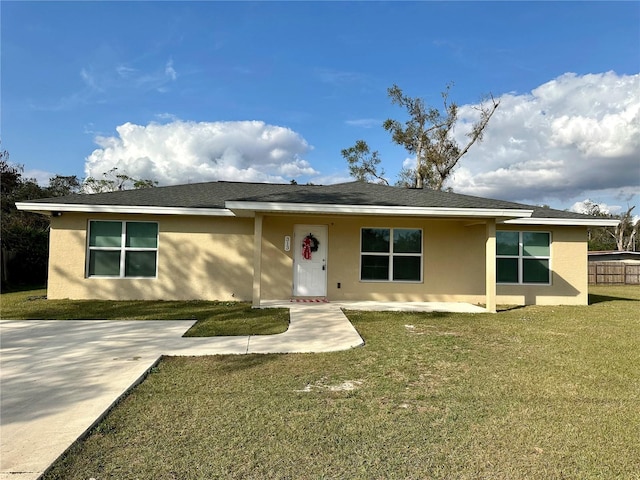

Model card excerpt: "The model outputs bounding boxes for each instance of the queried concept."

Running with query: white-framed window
[360,228,422,282]
[496,231,551,284]
[87,220,158,278]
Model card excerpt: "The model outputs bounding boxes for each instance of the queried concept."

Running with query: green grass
[40,285,640,479]
[0,289,289,336]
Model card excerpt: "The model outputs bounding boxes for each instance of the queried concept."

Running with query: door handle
[322,265,326,271]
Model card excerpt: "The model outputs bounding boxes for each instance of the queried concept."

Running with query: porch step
[290,297,330,303]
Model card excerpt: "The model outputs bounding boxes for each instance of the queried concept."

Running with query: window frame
[359,227,423,283]
[496,230,551,285]
[86,220,159,279]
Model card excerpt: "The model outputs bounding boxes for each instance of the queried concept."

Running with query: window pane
[361,255,389,280]
[89,250,121,276]
[89,221,122,247]
[393,229,422,253]
[125,251,157,277]
[126,222,158,248]
[361,229,390,253]
[523,259,549,283]
[497,231,519,256]
[497,258,518,283]
[523,232,550,257]
[393,256,421,281]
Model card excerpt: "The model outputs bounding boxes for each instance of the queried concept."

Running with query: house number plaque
[284,235,291,252]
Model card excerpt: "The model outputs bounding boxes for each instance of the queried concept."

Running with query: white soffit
[502,217,620,227]
[14,202,235,217]
[19,201,608,225]
[225,201,534,218]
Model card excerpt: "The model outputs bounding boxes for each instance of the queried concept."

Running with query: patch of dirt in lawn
[294,377,364,393]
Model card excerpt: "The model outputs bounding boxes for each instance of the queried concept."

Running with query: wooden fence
[588,262,640,285]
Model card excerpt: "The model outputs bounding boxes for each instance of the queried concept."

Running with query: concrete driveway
[0,320,195,480]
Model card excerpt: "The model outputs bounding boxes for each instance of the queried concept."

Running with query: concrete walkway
[169,302,364,356]
[0,300,481,479]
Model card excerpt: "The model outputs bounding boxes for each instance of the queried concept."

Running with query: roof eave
[502,217,620,227]
[225,201,534,218]
[15,202,235,217]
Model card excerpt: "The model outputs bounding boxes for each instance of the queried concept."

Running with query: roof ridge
[216,180,299,186]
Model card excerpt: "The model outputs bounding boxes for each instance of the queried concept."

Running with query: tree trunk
[414,139,425,189]
[625,223,639,251]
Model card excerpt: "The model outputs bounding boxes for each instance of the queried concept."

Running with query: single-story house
[16,181,618,311]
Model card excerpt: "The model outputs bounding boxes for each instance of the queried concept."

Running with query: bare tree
[584,202,639,252]
[612,206,639,251]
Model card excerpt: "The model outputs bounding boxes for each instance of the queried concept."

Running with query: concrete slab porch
[261,299,487,314]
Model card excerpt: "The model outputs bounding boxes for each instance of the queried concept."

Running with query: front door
[293,224,328,297]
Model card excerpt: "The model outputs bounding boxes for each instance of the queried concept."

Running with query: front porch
[260,299,487,314]
[251,214,499,313]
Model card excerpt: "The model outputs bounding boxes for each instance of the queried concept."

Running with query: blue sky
[2,1,639,214]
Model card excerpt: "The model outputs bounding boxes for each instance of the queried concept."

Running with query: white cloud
[23,169,54,187]
[401,157,416,170]
[315,68,365,86]
[84,120,318,185]
[165,58,177,81]
[345,118,381,128]
[80,68,101,91]
[307,172,353,185]
[447,72,640,205]
[570,199,613,215]
[116,65,137,79]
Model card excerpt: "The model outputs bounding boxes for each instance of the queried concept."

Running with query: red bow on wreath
[302,236,312,260]
[302,234,319,260]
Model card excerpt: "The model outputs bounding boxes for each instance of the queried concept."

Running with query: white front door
[293,224,328,297]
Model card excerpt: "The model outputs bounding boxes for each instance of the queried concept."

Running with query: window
[360,228,422,282]
[87,221,158,278]
[497,231,550,284]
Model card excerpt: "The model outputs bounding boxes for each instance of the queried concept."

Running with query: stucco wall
[260,215,488,303]
[46,212,589,305]
[47,213,253,300]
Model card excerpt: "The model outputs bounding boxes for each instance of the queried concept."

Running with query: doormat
[290,298,330,303]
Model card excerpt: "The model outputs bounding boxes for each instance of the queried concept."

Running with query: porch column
[485,218,497,313]
[252,213,264,308]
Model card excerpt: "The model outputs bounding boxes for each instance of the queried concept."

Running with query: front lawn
[0,289,289,336]
[38,285,640,478]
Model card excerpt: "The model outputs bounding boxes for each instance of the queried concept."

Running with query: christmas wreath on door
[302,233,320,260]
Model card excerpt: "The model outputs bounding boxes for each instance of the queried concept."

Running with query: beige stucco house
[17,181,618,311]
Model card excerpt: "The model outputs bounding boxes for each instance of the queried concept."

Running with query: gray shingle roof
[22,180,600,221]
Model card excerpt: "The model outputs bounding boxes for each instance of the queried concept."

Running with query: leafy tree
[47,175,82,197]
[1,155,159,288]
[83,167,158,193]
[1,153,51,287]
[344,83,500,189]
[341,140,389,185]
